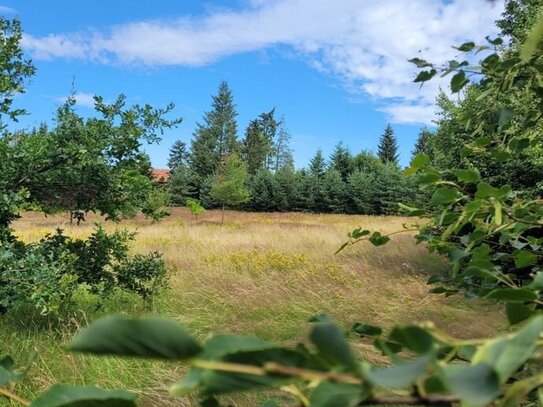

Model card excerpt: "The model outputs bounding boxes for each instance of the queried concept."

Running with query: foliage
[167,140,189,171]
[0,17,35,128]
[210,154,250,222]
[6,314,543,407]
[0,17,172,316]
[186,198,206,217]
[377,124,399,166]
[169,165,197,205]
[0,225,167,315]
[189,81,239,193]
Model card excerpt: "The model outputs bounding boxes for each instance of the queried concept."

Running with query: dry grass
[2,208,505,406]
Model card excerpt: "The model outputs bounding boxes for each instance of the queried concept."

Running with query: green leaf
[310,323,357,371]
[309,381,366,407]
[170,368,204,396]
[368,232,390,246]
[388,326,434,354]
[407,58,432,68]
[198,335,276,360]
[71,317,201,360]
[450,71,468,93]
[498,108,514,130]
[30,385,137,407]
[485,36,503,46]
[431,187,461,205]
[405,153,429,175]
[520,16,543,62]
[414,69,437,83]
[456,42,476,52]
[475,182,499,198]
[442,363,500,407]
[373,338,402,355]
[364,355,432,389]
[505,303,535,326]
[513,250,537,268]
[509,137,531,152]
[352,323,382,337]
[456,169,480,183]
[472,316,543,383]
[417,172,441,185]
[486,288,538,303]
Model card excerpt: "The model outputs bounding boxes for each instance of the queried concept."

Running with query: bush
[0,225,168,316]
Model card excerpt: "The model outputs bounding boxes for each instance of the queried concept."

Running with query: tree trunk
[221,204,225,224]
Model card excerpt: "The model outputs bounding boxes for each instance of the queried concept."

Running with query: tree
[273,117,293,172]
[210,154,250,223]
[169,165,196,205]
[377,124,399,166]
[329,141,354,181]
[186,198,205,222]
[20,94,180,223]
[411,128,434,163]
[167,140,188,171]
[189,81,239,191]
[322,169,347,213]
[308,149,327,178]
[0,17,175,315]
[242,119,268,175]
[0,18,35,130]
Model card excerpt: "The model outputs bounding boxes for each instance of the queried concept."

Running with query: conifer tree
[243,119,268,175]
[189,81,239,190]
[273,117,293,172]
[308,149,327,178]
[377,124,399,166]
[329,141,354,181]
[411,128,434,163]
[168,140,188,170]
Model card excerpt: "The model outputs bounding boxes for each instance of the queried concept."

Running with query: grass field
[2,208,505,406]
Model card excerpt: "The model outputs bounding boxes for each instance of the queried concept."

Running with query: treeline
[167,82,426,215]
[168,74,543,215]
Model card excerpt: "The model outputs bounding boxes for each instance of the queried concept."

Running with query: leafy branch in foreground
[341,11,543,325]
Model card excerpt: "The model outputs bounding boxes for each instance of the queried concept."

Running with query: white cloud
[0,5,17,14]
[56,92,96,108]
[23,0,505,124]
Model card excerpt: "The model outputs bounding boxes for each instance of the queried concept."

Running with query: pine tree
[259,109,279,170]
[168,140,188,170]
[210,154,250,223]
[189,81,239,190]
[377,124,399,166]
[411,128,434,163]
[329,141,354,181]
[308,150,327,178]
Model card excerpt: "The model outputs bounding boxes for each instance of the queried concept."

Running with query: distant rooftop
[151,168,171,181]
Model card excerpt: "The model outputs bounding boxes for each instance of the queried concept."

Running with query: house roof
[151,168,171,181]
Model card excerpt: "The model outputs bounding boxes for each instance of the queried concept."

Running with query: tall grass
[2,209,505,406]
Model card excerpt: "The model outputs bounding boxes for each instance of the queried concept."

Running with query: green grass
[1,209,506,406]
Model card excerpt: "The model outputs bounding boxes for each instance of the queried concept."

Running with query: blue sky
[3,0,503,168]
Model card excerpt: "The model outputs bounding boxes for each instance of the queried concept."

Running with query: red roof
[151,168,171,181]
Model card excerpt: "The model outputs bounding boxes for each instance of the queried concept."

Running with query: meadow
[2,209,505,406]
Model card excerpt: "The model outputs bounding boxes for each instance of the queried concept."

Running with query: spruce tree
[377,124,399,166]
[189,81,239,190]
[308,150,327,178]
[168,140,188,170]
[329,141,354,181]
[411,128,434,163]
[243,119,268,175]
